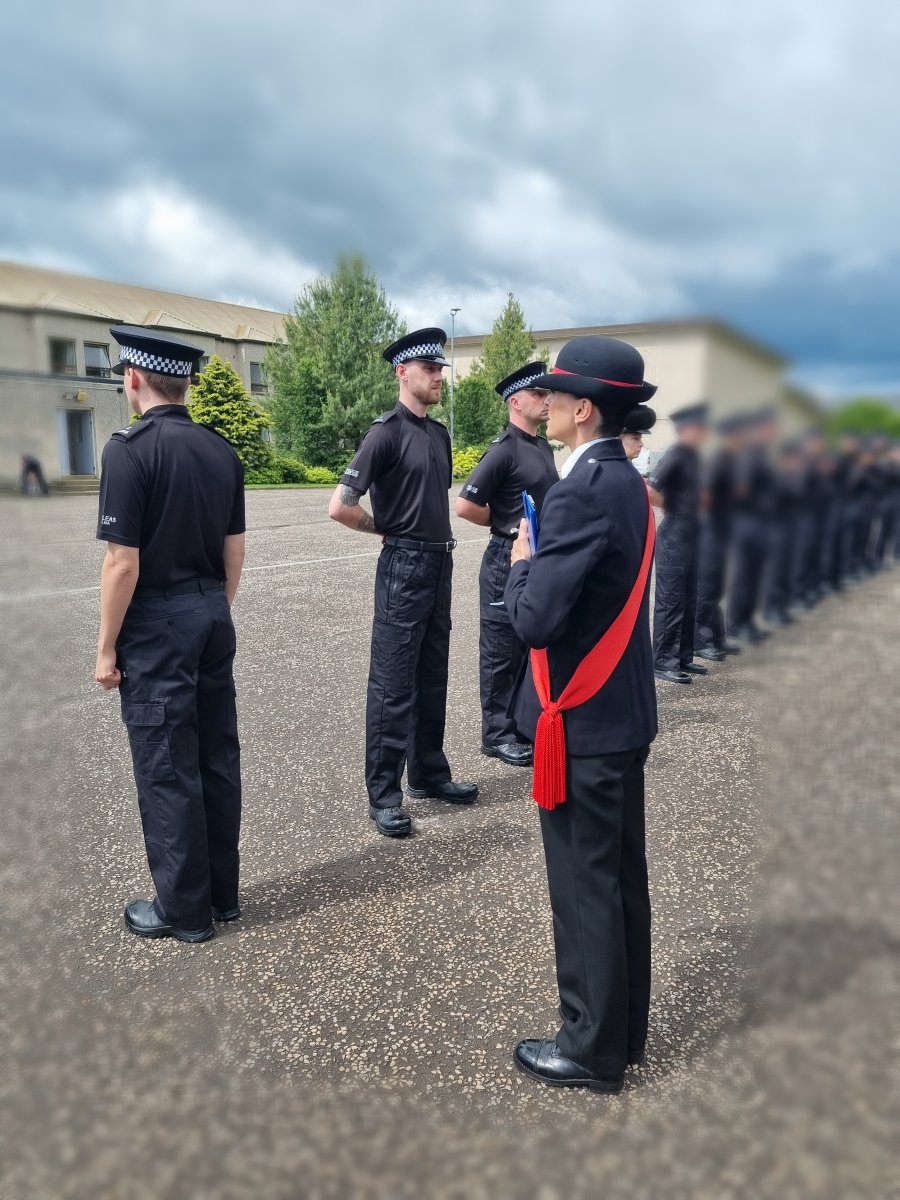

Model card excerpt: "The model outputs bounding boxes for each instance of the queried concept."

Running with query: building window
[198,355,210,373]
[250,361,267,393]
[49,338,77,375]
[84,342,112,378]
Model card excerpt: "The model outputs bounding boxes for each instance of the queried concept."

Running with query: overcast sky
[3,0,898,397]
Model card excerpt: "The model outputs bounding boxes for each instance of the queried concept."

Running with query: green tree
[452,373,500,448]
[188,355,272,471]
[451,293,548,445]
[267,356,333,464]
[266,254,406,472]
[827,397,900,439]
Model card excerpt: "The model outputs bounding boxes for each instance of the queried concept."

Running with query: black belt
[384,536,457,553]
[489,533,515,546]
[133,576,225,599]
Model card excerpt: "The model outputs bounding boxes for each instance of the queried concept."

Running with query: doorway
[57,409,96,475]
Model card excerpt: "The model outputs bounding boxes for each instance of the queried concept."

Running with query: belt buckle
[447,538,457,552]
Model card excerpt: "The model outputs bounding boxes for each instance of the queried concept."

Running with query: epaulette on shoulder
[490,430,511,446]
[371,409,399,426]
[112,417,154,440]
[199,423,237,447]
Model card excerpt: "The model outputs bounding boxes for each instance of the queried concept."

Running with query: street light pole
[449,307,461,446]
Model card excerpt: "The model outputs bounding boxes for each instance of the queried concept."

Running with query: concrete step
[53,476,100,495]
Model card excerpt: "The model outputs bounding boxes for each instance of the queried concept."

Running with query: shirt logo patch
[344,467,360,478]
[101,514,117,525]
[465,485,478,494]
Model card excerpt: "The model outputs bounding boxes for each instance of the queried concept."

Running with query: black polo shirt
[648,441,701,517]
[460,424,559,537]
[96,404,245,589]
[340,403,453,542]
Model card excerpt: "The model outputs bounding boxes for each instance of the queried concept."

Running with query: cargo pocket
[121,699,176,782]
[371,621,415,692]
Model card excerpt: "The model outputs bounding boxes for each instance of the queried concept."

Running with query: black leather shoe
[514,1039,624,1094]
[124,899,214,944]
[369,804,412,837]
[212,906,241,922]
[696,646,726,662]
[481,742,533,766]
[654,668,692,684]
[731,625,768,644]
[682,662,708,675]
[406,781,479,804]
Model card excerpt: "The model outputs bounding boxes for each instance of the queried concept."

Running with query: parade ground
[2,490,896,1199]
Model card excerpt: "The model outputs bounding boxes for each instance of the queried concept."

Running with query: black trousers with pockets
[117,586,241,930]
[478,538,525,748]
[539,746,652,1075]
[727,513,770,632]
[695,516,730,652]
[365,544,453,809]
[653,514,699,672]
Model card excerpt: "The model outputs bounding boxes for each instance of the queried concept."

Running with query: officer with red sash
[504,336,659,1094]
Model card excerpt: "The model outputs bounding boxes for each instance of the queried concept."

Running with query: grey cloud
[2,0,899,391]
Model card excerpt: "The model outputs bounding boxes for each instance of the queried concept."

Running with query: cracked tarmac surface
[2,490,896,1198]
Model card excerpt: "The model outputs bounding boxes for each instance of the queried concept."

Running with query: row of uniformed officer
[95,326,246,944]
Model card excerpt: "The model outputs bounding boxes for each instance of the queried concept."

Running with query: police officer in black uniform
[648,403,709,684]
[694,414,744,660]
[727,407,778,641]
[328,328,477,838]
[95,325,245,944]
[763,438,805,626]
[455,362,558,766]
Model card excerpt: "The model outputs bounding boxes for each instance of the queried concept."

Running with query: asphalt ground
[1,490,897,1199]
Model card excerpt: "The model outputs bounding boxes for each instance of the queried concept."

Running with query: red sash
[530,489,656,811]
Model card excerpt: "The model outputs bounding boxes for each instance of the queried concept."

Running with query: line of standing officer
[455,363,559,766]
[94,325,246,944]
[647,404,710,684]
[328,328,478,838]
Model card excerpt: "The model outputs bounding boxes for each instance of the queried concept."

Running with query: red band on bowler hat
[552,366,643,388]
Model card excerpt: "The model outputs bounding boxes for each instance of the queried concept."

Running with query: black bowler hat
[383,327,449,368]
[495,361,549,400]
[670,402,710,430]
[531,336,657,413]
[110,325,204,377]
[622,404,657,435]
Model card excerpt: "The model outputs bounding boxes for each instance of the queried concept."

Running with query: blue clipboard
[521,490,539,552]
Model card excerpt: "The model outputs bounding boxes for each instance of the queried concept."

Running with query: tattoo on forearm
[357,510,377,534]
[340,485,362,507]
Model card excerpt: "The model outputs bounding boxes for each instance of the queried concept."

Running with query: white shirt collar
[560,437,619,479]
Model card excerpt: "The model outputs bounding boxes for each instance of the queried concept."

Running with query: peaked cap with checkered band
[110,325,204,378]
[382,327,449,368]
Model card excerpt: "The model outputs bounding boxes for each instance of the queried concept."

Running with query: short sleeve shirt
[648,442,701,516]
[340,403,452,542]
[97,404,245,589]
[460,425,559,537]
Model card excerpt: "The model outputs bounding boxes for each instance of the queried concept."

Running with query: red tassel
[532,702,566,810]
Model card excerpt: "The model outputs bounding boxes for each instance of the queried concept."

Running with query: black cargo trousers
[478,536,526,748]
[652,514,699,672]
[365,541,453,809]
[116,582,241,930]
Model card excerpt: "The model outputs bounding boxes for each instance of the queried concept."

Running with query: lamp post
[449,307,461,446]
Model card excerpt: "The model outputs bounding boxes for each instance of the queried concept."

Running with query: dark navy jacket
[504,439,658,756]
